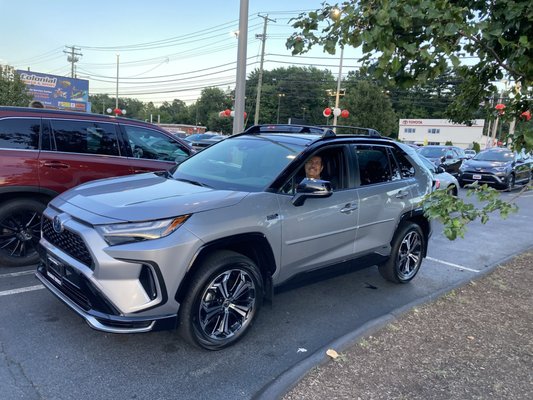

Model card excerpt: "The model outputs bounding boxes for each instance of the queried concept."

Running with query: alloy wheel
[198,267,257,341]
[396,231,422,280]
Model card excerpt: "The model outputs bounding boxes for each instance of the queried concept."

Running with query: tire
[505,174,515,192]
[0,199,45,267]
[178,250,263,350]
[378,222,425,283]
[458,179,465,188]
[446,184,458,196]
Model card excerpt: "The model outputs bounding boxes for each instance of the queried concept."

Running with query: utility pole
[254,14,276,125]
[233,0,249,134]
[332,46,345,132]
[64,46,82,78]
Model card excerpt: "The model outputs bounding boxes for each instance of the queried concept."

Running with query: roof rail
[242,124,336,138]
[318,125,382,137]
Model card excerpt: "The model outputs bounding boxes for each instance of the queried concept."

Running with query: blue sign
[16,70,89,111]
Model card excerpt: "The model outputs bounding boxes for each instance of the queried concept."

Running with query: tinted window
[355,145,393,185]
[0,118,40,150]
[123,125,189,163]
[50,120,120,156]
[389,147,416,179]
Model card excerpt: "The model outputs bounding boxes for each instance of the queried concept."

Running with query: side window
[122,125,189,162]
[355,145,393,186]
[50,120,120,156]
[0,118,40,150]
[280,147,349,194]
[389,147,415,179]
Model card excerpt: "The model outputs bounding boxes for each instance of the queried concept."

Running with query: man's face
[305,156,323,179]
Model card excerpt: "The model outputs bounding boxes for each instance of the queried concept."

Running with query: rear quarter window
[0,118,40,150]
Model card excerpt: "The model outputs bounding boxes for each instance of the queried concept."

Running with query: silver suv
[36,125,433,350]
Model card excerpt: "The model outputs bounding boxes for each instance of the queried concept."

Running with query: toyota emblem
[52,215,64,233]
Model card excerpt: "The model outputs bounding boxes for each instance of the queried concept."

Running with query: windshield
[474,151,514,162]
[172,136,304,191]
[418,147,446,158]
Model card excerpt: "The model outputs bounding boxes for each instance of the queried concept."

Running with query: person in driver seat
[304,155,323,180]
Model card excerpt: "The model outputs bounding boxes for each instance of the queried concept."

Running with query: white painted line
[426,256,481,273]
[0,270,35,279]
[0,285,44,297]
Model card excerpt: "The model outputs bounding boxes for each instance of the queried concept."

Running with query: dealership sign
[17,70,89,111]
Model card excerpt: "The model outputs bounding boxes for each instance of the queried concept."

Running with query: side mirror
[292,178,333,206]
[435,166,445,174]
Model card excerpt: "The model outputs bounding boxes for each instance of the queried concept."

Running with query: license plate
[46,256,64,285]
[473,174,482,180]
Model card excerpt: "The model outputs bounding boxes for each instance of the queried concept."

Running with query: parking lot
[1,189,532,400]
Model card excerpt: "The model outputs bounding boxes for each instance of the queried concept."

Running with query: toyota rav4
[36,124,433,350]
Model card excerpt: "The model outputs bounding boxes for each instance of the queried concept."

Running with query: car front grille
[42,217,94,268]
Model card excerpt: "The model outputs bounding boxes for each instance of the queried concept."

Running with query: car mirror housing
[292,178,333,206]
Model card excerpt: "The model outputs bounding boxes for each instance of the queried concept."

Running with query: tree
[342,73,398,136]
[0,66,32,106]
[246,66,335,125]
[287,0,532,151]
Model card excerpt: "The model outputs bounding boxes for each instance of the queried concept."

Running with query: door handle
[43,162,69,169]
[340,203,358,214]
[395,190,408,199]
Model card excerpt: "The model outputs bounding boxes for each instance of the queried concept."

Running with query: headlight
[492,166,507,172]
[95,215,190,245]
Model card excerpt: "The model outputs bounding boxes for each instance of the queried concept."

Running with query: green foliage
[445,140,453,145]
[472,141,481,153]
[422,183,519,240]
[0,66,32,106]
[287,0,532,140]
[342,75,398,136]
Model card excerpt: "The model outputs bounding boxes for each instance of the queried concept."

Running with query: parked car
[464,149,477,159]
[36,124,433,350]
[0,106,194,267]
[458,147,531,190]
[417,154,459,195]
[185,132,225,151]
[417,145,466,177]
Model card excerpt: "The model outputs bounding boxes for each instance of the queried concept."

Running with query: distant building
[399,119,489,149]
[157,123,206,135]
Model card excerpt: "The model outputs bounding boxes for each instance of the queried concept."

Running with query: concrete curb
[253,246,533,400]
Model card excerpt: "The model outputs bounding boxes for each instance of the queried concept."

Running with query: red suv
[0,106,194,267]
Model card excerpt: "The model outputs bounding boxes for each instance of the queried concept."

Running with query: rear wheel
[378,223,425,283]
[0,199,45,267]
[178,250,263,350]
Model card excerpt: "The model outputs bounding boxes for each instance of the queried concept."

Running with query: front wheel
[178,250,263,350]
[0,199,45,267]
[378,223,425,283]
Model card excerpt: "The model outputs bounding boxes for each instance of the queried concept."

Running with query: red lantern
[323,108,332,117]
[520,110,531,121]
[113,108,122,116]
[224,109,231,117]
[495,103,506,115]
[243,111,247,119]
[340,109,349,118]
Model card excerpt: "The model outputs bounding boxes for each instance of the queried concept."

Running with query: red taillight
[434,179,441,190]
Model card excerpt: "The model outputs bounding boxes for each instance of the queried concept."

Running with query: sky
[0,0,362,106]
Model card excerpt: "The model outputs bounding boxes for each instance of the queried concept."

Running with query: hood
[464,159,510,169]
[55,173,248,222]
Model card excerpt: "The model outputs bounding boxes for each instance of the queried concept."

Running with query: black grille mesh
[42,217,93,268]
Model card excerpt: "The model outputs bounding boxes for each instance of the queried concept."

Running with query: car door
[39,118,133,194]
[120,124,191,173]
[277,145,359,280]
[352,144,414,254]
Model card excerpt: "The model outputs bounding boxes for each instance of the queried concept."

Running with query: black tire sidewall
[0,199,45,267]
[379,222,425,284]
[179,250,263,350]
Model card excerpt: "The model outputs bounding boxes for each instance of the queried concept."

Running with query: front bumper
[36,260,177,333]
[459,171,509,188]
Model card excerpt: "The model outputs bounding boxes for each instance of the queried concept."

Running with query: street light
[276,93,285,123]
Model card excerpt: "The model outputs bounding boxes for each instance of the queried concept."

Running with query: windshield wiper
[175,178,212,188]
